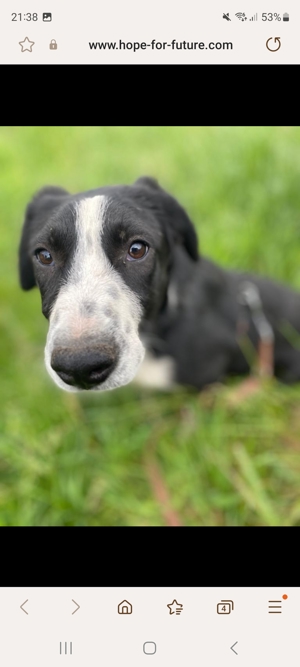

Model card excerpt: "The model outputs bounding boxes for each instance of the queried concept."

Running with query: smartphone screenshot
[0,0,299,664]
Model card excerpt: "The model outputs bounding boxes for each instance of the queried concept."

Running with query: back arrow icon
[20,600,28,615]
[230,641,238,655]
[72,599,80,614]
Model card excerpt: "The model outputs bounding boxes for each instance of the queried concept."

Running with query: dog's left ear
[19,186,70,290]
[133,176,199,261]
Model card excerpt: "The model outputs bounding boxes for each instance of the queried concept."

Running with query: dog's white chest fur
[133,351,176,390]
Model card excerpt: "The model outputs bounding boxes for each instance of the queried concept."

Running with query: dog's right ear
[19,186,69,290]
[133,176,199,261]
[134,176,161,191]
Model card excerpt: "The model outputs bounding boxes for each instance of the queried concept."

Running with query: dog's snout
[51,346,118,389]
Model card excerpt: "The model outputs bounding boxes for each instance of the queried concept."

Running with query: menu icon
[268,594,288,613]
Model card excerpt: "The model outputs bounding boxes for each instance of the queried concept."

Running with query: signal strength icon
[235,12,247,21]
[249,13,258,20]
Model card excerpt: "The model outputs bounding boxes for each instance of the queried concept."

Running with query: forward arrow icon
[72,599,80,614]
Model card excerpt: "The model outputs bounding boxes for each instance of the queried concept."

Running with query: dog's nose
[51,347,117,389]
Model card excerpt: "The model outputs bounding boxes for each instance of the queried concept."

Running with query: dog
[19,176,300,392]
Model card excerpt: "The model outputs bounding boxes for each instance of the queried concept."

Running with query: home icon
[118,600,132,614]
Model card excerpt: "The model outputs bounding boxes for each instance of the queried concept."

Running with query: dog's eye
[127,241,149,261]
[35,249,53,265]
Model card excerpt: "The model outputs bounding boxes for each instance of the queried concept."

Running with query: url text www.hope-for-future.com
[89,39,234,52]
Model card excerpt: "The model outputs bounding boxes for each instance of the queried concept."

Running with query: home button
[143,642,156,655]
[118,600,132,614]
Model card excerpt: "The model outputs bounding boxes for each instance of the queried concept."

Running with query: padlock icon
[49,39,57,50]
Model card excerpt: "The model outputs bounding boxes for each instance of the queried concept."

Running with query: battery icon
[283,13,289,20]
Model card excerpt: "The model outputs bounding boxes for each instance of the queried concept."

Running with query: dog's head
[19,177,199,392]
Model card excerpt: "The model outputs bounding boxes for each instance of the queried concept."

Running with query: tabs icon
[217,600,234,614]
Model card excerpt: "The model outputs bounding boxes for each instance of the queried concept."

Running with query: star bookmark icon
[19,37,35,52]
[167,600,183,615]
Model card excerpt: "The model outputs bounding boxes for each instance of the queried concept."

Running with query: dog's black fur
[19,177,300,391]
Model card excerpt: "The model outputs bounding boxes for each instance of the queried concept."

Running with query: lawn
[1,126,300,526]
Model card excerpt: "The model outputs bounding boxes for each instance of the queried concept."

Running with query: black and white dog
[19,177,300,392]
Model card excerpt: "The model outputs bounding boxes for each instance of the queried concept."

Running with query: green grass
[1,126,300,525]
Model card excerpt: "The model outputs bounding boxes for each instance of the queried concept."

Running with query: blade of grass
[231,443,282,525]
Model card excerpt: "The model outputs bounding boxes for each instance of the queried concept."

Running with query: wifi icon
[235,12,247,20]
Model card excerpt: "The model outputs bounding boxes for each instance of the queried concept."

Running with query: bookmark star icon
[167,599,183,615]
[19,37,35,52]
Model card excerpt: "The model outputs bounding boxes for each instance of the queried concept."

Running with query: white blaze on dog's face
[44,195,149,392]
